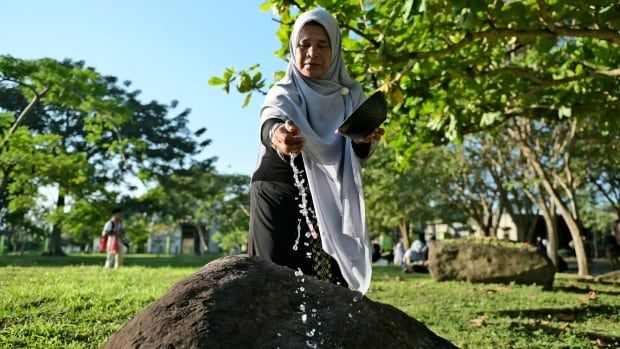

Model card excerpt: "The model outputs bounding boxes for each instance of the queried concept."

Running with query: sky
[3,0,287,177]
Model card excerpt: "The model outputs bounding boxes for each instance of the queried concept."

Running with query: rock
[594,270,620,283]
[428,240,555,289]
[106,255,457,349]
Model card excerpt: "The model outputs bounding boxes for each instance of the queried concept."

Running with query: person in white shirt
[102,208,127,269]
[393,240,405,266]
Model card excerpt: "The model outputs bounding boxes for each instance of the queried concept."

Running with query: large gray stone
[106,255,457,349]
[594,270,620,283]
[428,240,555,289]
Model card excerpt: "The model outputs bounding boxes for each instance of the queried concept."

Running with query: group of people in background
[372,217,620,274]
[372,232,433,273]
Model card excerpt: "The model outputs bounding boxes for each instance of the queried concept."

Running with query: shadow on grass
[371,265,432,281]
[508,320,620,348]
[0,253,223,268]
[554,285,620,296]
[495,304,619,321]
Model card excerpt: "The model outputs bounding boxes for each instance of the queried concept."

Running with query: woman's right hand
[272,121,305,155]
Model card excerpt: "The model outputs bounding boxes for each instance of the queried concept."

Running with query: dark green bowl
[337,91,387,140]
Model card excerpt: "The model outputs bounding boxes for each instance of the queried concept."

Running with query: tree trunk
[46,189,66,256]
[557,205,587,274]
[533,169,587,274]
[542,204,559,267]
[539,174,588,275]
[196,223,209,254]
[398,220,410,249]
[18,232,26,255]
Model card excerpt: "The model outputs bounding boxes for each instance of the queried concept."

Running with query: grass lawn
[1,254,619,348]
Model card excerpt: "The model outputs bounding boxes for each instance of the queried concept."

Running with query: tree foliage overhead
[213,0,620,159]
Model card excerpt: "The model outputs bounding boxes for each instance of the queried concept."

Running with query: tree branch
[0,85,51,150]
[390,27,620,64]
[477,65,620,87]
[536,0,557,32]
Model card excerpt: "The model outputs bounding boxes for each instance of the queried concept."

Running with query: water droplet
[306,328,316,337]
[348,313,353,318]
[300,304,306,312]
[312,308,317,313]
[277,333,281,337]
[353,296,359,302]
[295,268,304,277]
[301,314,308,323]
[306,340,318,348]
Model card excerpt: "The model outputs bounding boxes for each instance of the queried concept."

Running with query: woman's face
[295,24,332,79]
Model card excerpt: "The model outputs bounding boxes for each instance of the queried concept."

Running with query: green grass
[1,254,619,348]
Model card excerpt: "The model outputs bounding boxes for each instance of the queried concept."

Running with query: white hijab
[257,8,372,293]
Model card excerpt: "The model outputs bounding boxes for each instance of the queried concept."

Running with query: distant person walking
[102,208,128,269]
[379,232,394,262]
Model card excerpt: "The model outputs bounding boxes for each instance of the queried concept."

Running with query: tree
[508,117,591,274]
[443,138,506,238]
[213,0,620,152]
[0,55,211,254]
[210,174,251,253]
[363,145,461,247]
[137,165,250,253]
[580,120,620,217]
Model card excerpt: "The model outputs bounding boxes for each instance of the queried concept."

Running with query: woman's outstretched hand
[272,120,306,155]
[353,127,385,144]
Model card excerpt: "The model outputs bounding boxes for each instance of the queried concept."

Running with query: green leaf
[242,93,252,108]
[402,0,415,22]
[558,105,572,118]
[575,64,583,75]
[480,111,500,127]
[208,76,225,86]
[273,70,285,81]
[258,2,272,12]
[252,72,263,84]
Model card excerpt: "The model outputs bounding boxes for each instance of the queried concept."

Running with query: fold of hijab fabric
[256,8,372,293]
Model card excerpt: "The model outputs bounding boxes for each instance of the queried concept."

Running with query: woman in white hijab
[248,8,384,294]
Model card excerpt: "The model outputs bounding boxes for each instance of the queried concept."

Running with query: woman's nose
[307,46,318,57]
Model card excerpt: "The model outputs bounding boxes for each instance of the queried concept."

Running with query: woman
[248,8,384,294]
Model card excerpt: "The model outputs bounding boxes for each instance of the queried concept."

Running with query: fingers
[284,120,300,134]
[273,123,305,154]
[369,127,385,141]
[354,127,386,144]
